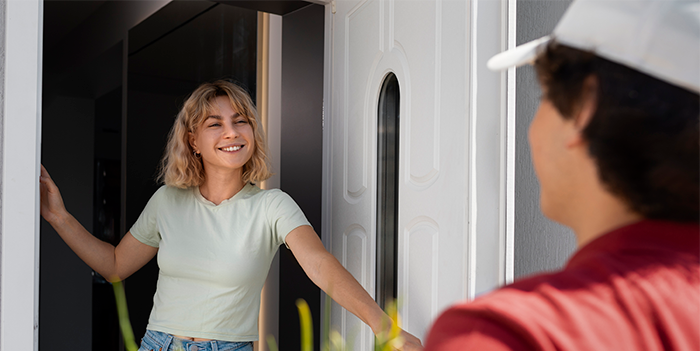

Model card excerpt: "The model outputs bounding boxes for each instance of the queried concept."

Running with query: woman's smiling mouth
[220,145,243,152]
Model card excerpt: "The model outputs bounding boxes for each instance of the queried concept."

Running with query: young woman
[40,80,422,351]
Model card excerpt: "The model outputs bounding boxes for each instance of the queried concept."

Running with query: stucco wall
[514,0,576,278]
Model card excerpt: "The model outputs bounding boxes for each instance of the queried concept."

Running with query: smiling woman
[39,79,423,350]
[189,98,256,193]
[158,81,272,191]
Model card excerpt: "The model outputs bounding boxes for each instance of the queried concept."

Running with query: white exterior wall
[0,0,43,349]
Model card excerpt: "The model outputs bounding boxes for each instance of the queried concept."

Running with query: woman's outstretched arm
[286,225,423,350]
[40,164,157,281]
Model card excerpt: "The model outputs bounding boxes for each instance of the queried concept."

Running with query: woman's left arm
[286,225,423,350]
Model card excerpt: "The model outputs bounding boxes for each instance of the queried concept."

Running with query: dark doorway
[41,1,324,350]
[278,4,325,350]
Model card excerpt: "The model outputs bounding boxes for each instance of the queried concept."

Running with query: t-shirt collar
[193,182,254,207]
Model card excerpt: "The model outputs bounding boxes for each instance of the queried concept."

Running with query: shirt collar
[193,182,254,207]
[567,220,700,269]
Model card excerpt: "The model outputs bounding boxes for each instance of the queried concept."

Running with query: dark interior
[41,1,323,350]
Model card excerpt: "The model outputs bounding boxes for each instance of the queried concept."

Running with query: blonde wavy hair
[158,80,272,188]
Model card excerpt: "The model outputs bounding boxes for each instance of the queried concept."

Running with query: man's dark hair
[534,42,699,222]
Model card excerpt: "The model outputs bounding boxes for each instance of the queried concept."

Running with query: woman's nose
[222,122,238,138]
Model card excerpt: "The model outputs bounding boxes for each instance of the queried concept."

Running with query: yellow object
[112,280,138,351]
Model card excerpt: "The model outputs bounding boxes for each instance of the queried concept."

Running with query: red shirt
[425,220,700,351]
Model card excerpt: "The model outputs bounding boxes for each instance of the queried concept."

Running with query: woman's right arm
[40,165,157,282]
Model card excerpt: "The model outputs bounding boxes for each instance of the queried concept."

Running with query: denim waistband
[138,329,253,351]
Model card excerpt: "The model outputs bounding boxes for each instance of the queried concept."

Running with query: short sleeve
[129,186,165,248]
[266,190,311,246]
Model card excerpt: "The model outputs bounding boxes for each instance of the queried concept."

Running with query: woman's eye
[235,120,248,125]
[209,123,221,127]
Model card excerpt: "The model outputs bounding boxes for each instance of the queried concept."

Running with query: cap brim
[487,36,552,71]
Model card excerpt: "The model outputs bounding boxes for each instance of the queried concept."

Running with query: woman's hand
[399,329,424,350]
[40,164,68,225]
[39,164,157,280]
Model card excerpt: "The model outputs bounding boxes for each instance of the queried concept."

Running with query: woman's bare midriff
[174,335,213,342]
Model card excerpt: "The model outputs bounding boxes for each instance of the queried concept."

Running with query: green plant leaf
[266,335,279,351]
[296,299,313,351]
[323,293,331,351]
[330,330,346,351]
[112,280,138,351]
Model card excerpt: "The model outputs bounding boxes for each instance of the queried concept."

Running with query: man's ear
[574,75,598,131]
[567,75,598,147]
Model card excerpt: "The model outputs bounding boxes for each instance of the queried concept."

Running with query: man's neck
[566,181,642,247]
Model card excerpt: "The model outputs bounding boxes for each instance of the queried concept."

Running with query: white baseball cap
[487,0,700,94]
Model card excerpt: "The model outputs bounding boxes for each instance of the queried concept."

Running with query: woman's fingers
[402,343,424,351]
[40,165,62,195]
[40,164,54,187]
[40,164,52,196]
[399,330,423,351]
[401,330,422,344]
[39,164,67,223]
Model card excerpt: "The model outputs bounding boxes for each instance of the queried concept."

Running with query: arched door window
[376,73,400,310]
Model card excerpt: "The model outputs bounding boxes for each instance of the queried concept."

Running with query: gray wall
[514,0,576,278]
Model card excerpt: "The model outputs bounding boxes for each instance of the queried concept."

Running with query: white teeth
[221,146,242,152]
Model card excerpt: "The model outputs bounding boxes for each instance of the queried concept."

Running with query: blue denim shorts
[138,330,254,351]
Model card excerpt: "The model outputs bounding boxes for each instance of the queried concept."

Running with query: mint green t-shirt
[129,183,310,341]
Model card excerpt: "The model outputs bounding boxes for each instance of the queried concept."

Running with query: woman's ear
[188,132,197,153]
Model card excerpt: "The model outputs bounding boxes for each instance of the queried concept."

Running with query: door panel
[345,0,382,200]
[404,218,439,336]
[394,1,439,185]
[328,0,471,346]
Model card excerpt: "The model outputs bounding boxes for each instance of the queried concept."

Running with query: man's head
[533,43,699,222]
[489,0,699,225]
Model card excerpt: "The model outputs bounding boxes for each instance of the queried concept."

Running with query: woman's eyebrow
[205,113,241,120]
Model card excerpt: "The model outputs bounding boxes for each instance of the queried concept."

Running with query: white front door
[324,0,475,347]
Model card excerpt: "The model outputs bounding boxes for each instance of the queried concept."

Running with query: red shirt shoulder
[425,220,700,351]
[426,306,533,350]
[426,271,594,350]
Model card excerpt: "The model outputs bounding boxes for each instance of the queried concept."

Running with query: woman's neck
[198,168,246,205]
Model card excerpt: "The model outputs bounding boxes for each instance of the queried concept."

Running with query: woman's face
[189,95,255,177]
